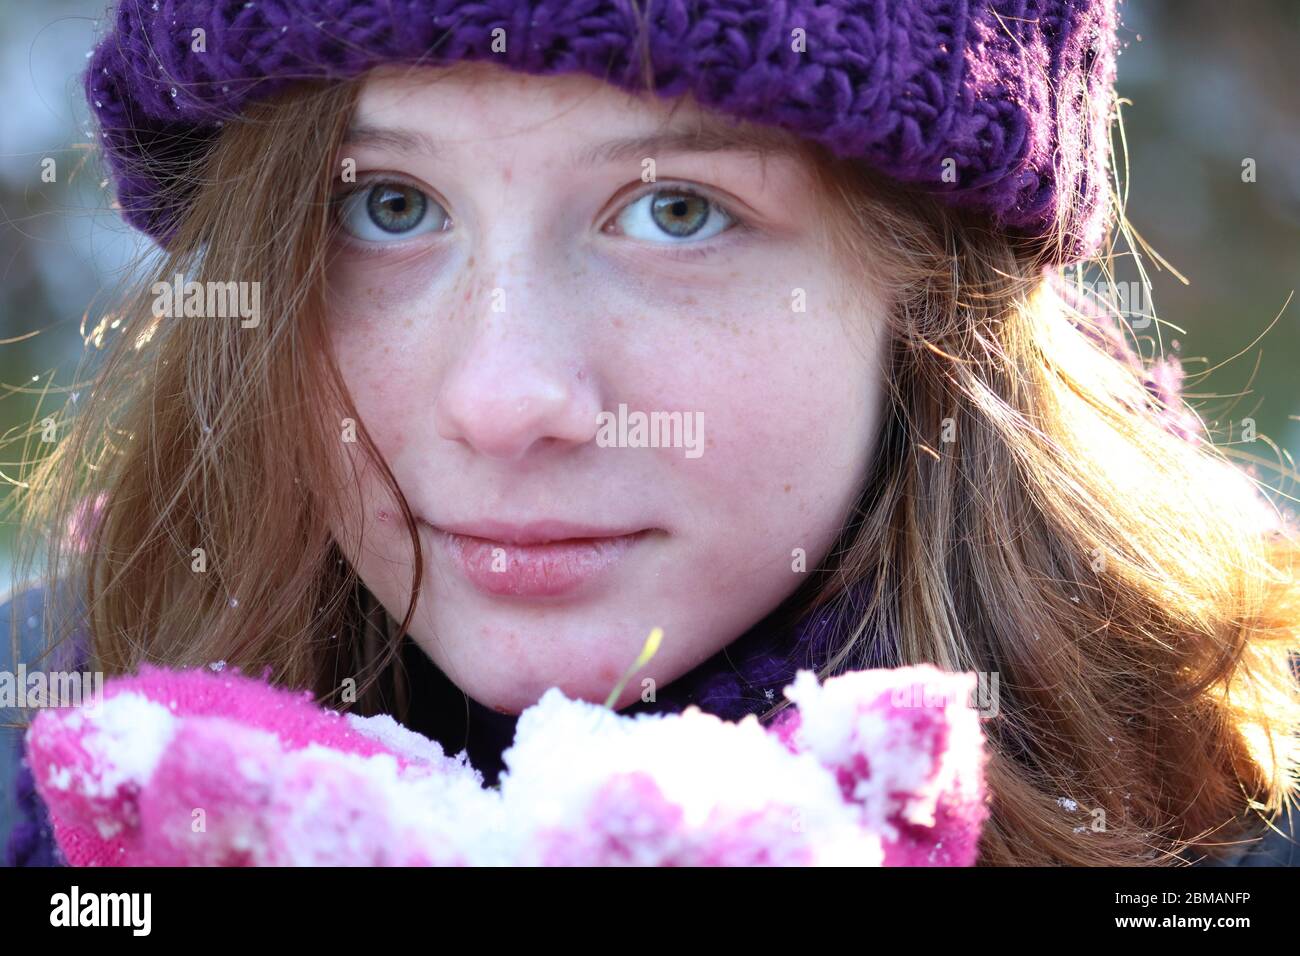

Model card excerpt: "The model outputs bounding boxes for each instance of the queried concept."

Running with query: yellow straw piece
[603,627,663,709]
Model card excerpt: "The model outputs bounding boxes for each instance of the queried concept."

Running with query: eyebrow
[342,116,806,167]
[572,119,807,166]
[343,123,441,157]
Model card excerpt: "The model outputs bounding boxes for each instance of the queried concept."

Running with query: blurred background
[0,0,1298,584]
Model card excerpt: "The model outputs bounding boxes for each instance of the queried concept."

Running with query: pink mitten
[25,664,479,865]
[26,663,989,866]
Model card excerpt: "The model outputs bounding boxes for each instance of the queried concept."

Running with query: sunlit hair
[6,62,1298,867]
[802,153,1300,865]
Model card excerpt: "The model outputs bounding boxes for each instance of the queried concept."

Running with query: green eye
[615,187,734,244]
[339,181,448,240]
[368,183,425,232]
[650,191,711,237]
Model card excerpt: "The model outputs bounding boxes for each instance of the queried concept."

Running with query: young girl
[3,0,1298,867]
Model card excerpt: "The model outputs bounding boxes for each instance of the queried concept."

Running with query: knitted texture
[85,0,1119,262]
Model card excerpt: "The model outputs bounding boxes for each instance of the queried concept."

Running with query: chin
[417,626,620,713]
[425,609,707,715]
[455,670,617,717]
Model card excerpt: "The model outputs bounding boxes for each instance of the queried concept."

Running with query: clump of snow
[499,689,880,865]
[70,692,178,798]
[346,712,481,783]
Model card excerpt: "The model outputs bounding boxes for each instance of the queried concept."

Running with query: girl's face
[325,63,889,714]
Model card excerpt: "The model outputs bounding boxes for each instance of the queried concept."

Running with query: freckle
[783,484,792,493]
[612,317,624,329]
[502,166,512,185]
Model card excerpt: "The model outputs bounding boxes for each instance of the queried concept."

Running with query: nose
[434,278,604,462]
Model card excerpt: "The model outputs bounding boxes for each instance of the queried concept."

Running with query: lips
[424,519,653,598]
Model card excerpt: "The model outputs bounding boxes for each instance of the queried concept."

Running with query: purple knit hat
[85,0,1119,262]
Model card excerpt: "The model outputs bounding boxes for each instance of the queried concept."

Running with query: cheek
[662,311,879,495]
[321,311,424,560]
[327,283,429,461]
[711,346,869,467]
[640,295,883,573]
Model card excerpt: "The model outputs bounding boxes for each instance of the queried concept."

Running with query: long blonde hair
[7,70,1298,867]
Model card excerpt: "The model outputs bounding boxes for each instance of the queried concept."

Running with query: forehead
[351,61,811,161]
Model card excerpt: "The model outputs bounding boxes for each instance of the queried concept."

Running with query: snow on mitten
[495,688,887,865]
[24,664,483,865]
[769,665,990,866]
[26,663,989,865]
[476,665,989,865]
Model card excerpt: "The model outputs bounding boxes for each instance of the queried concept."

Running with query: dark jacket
[2,580,1296,866]
[1,579,87,866]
